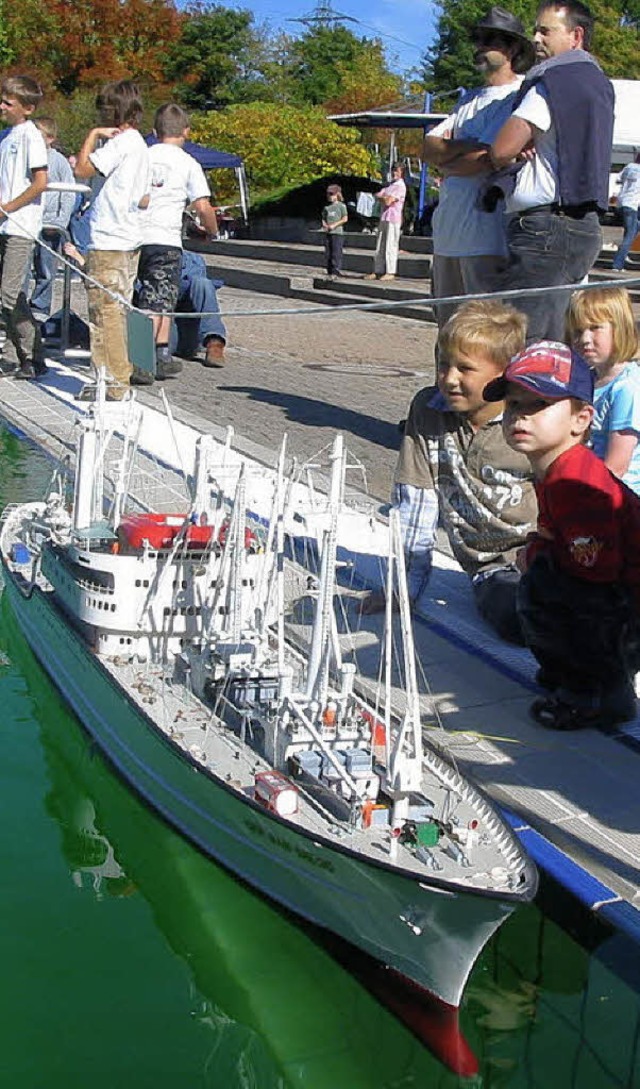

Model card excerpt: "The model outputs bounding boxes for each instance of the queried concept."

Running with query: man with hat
[424,6,535,327]
[489,0,614,342]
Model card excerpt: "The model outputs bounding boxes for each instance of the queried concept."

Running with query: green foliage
[164,4,270,110]
[324,41,403,113]
[190,102,376,196]
[289,24,368,105]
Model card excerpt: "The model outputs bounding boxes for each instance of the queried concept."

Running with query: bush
[190,102,376,198]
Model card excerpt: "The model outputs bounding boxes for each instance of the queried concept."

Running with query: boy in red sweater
[485,341,640,730]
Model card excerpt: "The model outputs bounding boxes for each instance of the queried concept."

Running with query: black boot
[155,344,182,380]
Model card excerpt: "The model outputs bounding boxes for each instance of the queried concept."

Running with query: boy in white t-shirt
[135,103,218,382]
[75,80,150,400]
[0,75,48,380]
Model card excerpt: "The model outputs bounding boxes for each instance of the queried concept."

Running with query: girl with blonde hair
[566,285,640,493]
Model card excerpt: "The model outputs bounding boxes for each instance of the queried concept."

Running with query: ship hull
[3,569,523,1009]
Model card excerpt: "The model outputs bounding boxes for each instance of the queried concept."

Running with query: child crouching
[486,341,640,730]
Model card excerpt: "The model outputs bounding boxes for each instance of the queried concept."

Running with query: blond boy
[368,300,536,642]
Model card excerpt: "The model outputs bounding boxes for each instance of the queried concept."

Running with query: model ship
[0,381,538,1009]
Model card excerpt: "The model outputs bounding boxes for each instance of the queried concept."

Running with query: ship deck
[1,360,639,941]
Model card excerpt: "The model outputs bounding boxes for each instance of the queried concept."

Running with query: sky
[242,0,439,76]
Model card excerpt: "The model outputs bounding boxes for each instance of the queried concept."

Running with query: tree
[289,24,370,105]
[190,101,376,195]
[5,0,182,94]
[323,41,403,114]
[164,4,270,110]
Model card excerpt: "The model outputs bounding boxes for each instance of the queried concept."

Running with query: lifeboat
[118,514,214,551]
[117,514,258,553]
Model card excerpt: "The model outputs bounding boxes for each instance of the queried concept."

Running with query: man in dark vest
[489,0,614,342]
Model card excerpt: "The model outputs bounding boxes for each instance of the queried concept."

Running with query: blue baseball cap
[484,341,594,404]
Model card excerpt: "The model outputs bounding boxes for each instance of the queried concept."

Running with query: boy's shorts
[137,245,182,313]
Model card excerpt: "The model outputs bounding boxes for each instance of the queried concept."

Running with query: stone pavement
[60,271,438,501]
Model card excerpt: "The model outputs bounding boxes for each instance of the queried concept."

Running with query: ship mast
[385,509,424,824]
[304,434,345,703]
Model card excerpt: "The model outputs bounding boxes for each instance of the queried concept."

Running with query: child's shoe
[155,345,182,380]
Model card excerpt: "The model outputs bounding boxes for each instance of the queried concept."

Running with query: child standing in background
[321,185,347,280]
[29,117,75,320]
[136,103,219,382]
[0,75,48,380]
[75,80,149,401]
[566,286,640,494]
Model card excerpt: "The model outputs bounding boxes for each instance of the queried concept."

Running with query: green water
[2,423,640,1089]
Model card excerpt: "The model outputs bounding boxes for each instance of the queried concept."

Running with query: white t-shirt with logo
[617,163,640,210]
[141,143,210,249]
[87,127,150,251]
[505,84,558,213]
[430,81,522,258]
[0,120,48,238]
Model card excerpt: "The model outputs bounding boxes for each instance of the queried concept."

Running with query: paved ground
[63,272,435,502]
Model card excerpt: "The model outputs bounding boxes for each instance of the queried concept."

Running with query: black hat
[471,6,536,73]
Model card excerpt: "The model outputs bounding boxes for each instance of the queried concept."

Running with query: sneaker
[14,363,36,380]
[155,345,182,379]
[75,384,125,403]
[530,696,596,731]
[379,273,396,281]
[130,368,155,386]
[0,361,18,377]
[364,273,379,281]
[156,358,183,380]
[203,337,225,367]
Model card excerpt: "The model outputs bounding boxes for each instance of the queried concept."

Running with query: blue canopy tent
[144,135,249,223]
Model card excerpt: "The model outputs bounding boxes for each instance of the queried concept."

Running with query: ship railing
[75,576,115,596]
[422,747,526,873]
[0,503,20,531]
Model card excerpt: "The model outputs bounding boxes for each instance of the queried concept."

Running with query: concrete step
[194,243,640,324]
[246,225,434,254]
[590,262,640,303]
[312,273,433,304]
[197,238,431,279]
[289,283,436,322]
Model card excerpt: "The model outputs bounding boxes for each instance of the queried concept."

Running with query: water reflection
[0,423,52,503]
[2,599,469,1087]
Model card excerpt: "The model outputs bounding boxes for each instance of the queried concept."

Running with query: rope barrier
[5,200,639,324]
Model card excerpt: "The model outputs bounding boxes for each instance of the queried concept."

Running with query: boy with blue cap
[485,340,640,730]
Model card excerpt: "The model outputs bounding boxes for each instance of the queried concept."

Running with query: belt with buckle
[519,202,598,218]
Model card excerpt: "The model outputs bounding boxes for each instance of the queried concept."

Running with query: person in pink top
[366,164,406,281]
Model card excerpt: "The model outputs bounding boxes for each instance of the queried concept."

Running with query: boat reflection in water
[2,600,479,1084]
[10,597,640,1089]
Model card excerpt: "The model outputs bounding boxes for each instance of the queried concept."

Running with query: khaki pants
[373,221,401,275]
[86,249,139,388]
[0,234,42,367]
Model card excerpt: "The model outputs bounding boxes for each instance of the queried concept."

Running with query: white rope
[6,200,638,323]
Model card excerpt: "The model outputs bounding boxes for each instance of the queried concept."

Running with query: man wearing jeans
[490,0,614,342]
[612,154,640,271]
[170,251,227,366]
